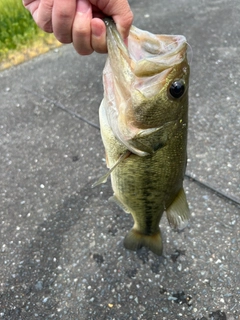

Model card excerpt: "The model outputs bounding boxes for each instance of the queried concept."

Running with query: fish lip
[104,18,129,59]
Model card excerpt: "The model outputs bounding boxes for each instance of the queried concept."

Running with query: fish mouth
[128,26,187,77]
[105,18,187,74]
[105,19,188,98]
[103,19,189,156]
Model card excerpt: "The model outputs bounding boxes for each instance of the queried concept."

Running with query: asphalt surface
[0,0,239,319]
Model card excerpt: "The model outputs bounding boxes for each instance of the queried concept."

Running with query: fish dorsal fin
[166,188,190,230]
[92,150,131,188]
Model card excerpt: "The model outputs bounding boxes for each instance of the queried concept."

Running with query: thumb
[90,0,133,39]
[112,4,133,39]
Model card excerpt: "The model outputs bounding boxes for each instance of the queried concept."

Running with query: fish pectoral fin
[91,171,111,188]
[109,195,130,213]
[124,229,163,256]
[129,138,164,155]
[166,188,190,230]
[91,150,131,188]
[130,124,173,155]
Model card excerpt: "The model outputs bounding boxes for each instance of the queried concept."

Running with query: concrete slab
[0,0,239,319]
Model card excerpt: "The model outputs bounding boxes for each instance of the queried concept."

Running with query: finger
[113,7,134,40]
[91,18,107,53]
[90,0,133,40]
[22,0,40,19]
[35,0,54,33]
[72,0,93,55]
[52,0,76,43]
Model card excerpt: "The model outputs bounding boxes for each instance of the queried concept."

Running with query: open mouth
[128,26,187,77]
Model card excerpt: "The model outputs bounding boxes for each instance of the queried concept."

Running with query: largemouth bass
[96,19,190,256]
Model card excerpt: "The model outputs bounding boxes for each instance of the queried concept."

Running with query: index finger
[52,0,76,43]
[111,4,133,39]
[23,0,54,33]
[22,0,40,22]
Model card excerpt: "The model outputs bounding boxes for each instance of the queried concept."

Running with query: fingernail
[77,0,90,13]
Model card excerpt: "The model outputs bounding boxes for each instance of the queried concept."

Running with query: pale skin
[22,0,133,55]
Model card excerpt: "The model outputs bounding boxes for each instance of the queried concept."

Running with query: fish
[95,19,190,256]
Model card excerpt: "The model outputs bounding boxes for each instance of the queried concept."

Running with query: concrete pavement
[0,0,239,319]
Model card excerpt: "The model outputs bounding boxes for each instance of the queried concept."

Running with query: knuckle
[55,34,72,44]
[126,10,134,24]
[91,38,107,54]
[73,25,90,37]
[37,19,53,33]
[129,12,134,25]
[54,7,73,22]
[73,39,93,55]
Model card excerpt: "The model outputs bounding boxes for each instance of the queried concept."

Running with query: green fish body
[98,20,190,256]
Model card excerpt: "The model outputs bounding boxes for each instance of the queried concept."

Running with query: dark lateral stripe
[144,201,154,235]
[144,214,153,235]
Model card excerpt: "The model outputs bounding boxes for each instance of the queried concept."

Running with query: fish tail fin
[166,187,190,230]
[123,229,163,256]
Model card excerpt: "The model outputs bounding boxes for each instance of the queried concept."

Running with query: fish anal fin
[109,195,130,213]
[166,188,190,230]
[124,228,163,256]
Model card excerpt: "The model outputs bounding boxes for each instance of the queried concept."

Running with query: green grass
[0,0,42,57]
[0,0,61,69]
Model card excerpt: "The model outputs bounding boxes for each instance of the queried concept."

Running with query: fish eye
[169,79,185,99]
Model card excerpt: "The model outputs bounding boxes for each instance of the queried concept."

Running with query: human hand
[22,0,133,55]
